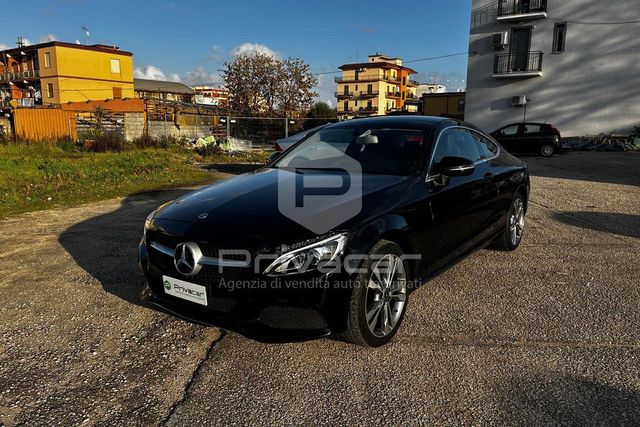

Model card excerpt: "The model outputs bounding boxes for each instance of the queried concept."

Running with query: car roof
[324,115,466,132]
[501,122,549,127]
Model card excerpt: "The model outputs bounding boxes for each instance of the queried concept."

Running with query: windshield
[274,127,427,175]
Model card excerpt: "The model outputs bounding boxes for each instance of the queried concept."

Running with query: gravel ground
[0,152,638,426]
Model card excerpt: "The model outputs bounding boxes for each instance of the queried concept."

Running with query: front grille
[259,306,328,330]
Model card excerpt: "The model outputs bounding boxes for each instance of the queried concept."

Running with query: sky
[0,0,472,106]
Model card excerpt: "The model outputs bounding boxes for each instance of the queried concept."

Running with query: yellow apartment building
[0,41,134,108]
[335,54,418,119]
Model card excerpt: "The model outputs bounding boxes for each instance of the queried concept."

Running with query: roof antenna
[82,26,91,45]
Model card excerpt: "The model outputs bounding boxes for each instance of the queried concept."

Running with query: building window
[46,83,54,98]
[44,52,51,68]
[113,87,122,99]
[457,99,465,112]
[343,100,348,111]
[553,22,567,53]
[402,76,406,85]
[110,58,121,73]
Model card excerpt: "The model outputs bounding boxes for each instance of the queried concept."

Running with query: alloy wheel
[509,198,525,246]
[365,254,407,338]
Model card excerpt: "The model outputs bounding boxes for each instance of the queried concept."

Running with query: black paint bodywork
[139,116,530,342]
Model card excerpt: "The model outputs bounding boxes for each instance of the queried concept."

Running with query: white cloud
[21,38,32,46]
[0,42,10,50]
[39,34,57,43]
[314,74,336,108]
[231,42,279,58]
[134,64,220,86]
[134,65,181,82]
[208,45,224,61]
[181,66,220,85]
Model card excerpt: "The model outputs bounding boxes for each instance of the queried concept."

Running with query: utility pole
[285,117,288,138]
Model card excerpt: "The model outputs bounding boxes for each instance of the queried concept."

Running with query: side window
[522,124,542,134]
[432,129,482,169]
[468,130,499,159]
[500,125,519,136]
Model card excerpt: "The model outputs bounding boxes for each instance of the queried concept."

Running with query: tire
[344,240,409,347]
[540,144,554,157]
[491,193,526,251]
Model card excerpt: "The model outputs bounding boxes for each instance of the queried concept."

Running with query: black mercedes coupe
[139,116,529,347]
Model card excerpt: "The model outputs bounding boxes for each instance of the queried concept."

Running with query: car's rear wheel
[344,240,409,347]
[491,193,525,251]
[540,144,554,157]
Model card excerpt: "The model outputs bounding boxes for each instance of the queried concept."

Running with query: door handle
[483,173,494,182]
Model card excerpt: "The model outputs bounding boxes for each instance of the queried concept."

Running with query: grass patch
[0,140,267,218]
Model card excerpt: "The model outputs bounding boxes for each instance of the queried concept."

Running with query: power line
[313,51,469,76]
[558,18,640,25]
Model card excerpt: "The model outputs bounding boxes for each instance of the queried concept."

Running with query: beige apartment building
[335,54,418,119]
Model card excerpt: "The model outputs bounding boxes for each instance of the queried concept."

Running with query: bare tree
[277,58,318,118]
[221,54,317,117]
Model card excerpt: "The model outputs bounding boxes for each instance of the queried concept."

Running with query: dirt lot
[1,152,639,426]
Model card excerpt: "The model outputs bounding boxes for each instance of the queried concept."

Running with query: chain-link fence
[221,117,339,149]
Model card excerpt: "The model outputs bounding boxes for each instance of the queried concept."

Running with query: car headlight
[143,200,173,238]
[264,233,348,276]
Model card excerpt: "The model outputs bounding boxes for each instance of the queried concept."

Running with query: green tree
[307,101,337,119]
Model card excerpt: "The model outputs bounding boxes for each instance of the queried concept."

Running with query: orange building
[335,54,418,119]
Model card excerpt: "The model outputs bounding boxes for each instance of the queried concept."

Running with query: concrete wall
[124,112,145,141]
[466,0,640,136]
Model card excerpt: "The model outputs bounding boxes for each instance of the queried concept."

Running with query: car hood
[152,167,415,246]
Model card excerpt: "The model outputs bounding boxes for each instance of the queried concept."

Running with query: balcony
[497,0,547,22]
[335,76,381,84]
[0,70,40,83]
[356,106,379,115]
[335,91,353,99]
[356,91,379,99]
[407,80,419,87]
[493,51,543,78]
[386,91,401,98]
[337,108,353,115]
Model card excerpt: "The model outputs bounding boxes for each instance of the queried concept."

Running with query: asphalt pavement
[0,152,638,426]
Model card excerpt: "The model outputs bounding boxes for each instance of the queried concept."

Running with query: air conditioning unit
[512,95,528,106]
[491,32,509,50]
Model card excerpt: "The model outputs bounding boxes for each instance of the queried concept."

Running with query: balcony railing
[357,106,379,114]
[407,80,419,86]
[497,0,547,20]
[493,51,543,77]
[0,70,40,83]
[356,91,379,98]
[335,91,354,98]
[337,108,353,114]
[386,91,401,98]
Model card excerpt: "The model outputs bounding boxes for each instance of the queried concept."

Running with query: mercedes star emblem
[173,242,203,276]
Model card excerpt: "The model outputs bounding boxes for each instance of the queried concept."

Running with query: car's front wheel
[540,144,554,157]
[344,240,409,347]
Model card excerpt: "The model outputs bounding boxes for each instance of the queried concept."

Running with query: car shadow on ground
[499,374,640,425]
[58,188,196,307]
[524,152,640,187]
[552,212,640,239]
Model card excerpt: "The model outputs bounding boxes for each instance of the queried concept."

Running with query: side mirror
[268,151,282,163]
[434,156,475,177]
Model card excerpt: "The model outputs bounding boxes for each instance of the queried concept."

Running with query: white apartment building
[466,0,640,136]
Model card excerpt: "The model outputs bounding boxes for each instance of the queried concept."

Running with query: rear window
[523,124,542,134]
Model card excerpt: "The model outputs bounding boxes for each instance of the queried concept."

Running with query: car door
[494,124,521,153]
[520,123,544,153]
[468,130,509,239]
[420,128,486,276]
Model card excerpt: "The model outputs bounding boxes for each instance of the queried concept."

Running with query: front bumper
[138,239,352,342]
